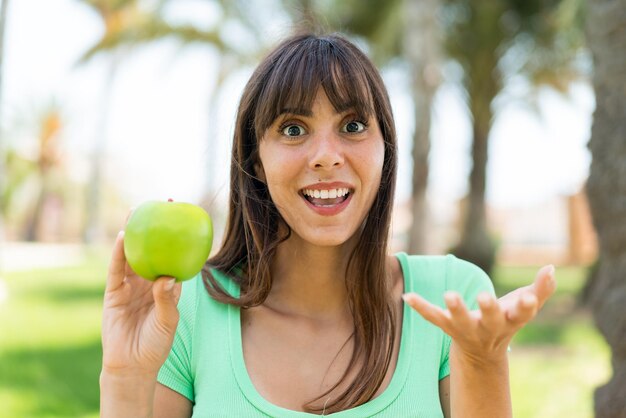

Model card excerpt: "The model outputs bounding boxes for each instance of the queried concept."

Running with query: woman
[100,33,556,417]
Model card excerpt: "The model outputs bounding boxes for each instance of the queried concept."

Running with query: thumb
[152,276,181,333]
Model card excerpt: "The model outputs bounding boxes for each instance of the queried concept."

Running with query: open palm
[403,265,556,357]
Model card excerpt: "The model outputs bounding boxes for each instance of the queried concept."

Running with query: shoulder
[179,266,239,307]
[173,269,234,347]
[176,268,225,317]
[397,253,495,306]
[438,254,491,289]
[442,254,494,297]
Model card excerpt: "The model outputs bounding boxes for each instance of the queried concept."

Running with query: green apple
[124,199,213,281]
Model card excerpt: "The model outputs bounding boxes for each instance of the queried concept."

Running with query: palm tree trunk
[466,120,489,237]
[23,173,50,241]
[452,97,495,274]
[450,0,502,276]
[405,0,441,254]
[451,63,497,275]
[585,0,626,415]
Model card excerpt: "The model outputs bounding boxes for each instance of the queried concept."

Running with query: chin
[297,229,359,248]
[310,238,350,248]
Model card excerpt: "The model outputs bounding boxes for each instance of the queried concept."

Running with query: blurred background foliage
[0,0,624,416]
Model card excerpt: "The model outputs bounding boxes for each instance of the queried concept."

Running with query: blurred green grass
[0,254,107,418]
[0,257,610,417]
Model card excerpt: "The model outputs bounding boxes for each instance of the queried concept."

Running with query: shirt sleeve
[439,255,496,380]
[156,275,199,402]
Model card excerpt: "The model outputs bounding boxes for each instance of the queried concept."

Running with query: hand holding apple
[124,199,213,281]
[101,227,183,391]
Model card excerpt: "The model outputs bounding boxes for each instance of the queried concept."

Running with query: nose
[308,132,344,170]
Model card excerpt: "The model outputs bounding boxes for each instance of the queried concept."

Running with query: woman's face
[257,88,384,248]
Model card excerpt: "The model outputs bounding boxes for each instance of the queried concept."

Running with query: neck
[265,235,358,322]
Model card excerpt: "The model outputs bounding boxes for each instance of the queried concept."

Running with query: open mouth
[300,187,352,207]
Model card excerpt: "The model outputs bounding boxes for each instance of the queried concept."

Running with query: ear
[254,161,266,184]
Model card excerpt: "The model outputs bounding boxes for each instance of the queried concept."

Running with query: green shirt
[157,253,494,417]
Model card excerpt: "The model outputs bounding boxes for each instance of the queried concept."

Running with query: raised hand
[402,265,556,358]
[101,225,182,377]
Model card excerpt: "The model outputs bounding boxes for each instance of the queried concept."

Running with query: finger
[444,291,474,330]
[506,292,538,326]
[106,231,127,292]
[530,265,557,309]
[403,293,452,332]
[172,280,183,306]
[153,276,181,333]
[477,292,505,329]
[498,265,556,311]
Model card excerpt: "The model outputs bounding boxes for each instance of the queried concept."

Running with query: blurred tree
[0,100,70,241]
[22,104,65,241]
[585,0,626,414]
[443,0,586,274]
[190,0,272,201]
[77,0,270,242]
[77,0,143,244]
[76,0,227,243]
[403,0,442,255]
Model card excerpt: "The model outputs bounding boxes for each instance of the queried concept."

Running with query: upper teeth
[302,188,350,199]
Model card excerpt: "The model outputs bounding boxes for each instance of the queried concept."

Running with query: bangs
[254,36,375,137]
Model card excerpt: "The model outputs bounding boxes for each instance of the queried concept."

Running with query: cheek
[361,141,385,185]
[374,143,385,174]
[258,146,298,200]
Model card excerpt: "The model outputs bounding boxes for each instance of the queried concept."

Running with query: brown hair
[202,32,398,413]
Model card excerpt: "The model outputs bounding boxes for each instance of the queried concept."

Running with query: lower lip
[302,193,353,216]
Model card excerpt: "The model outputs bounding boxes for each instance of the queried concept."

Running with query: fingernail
[165,278,176,291]
[522,293,536,307]
[118,230,125,239]
[547,265,555,276]
[444,292,458,307]
[477,293,491,305]
[401,294,411,303]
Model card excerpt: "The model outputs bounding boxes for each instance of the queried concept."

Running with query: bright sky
[3,0,594,213]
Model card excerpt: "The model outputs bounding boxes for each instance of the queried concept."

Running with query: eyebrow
[278,103,363,118]
[279,108,312,117]
[334,103,358,113]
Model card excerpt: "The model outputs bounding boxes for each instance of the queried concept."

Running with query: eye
[281,124,307,137]
[342,120,367,133]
